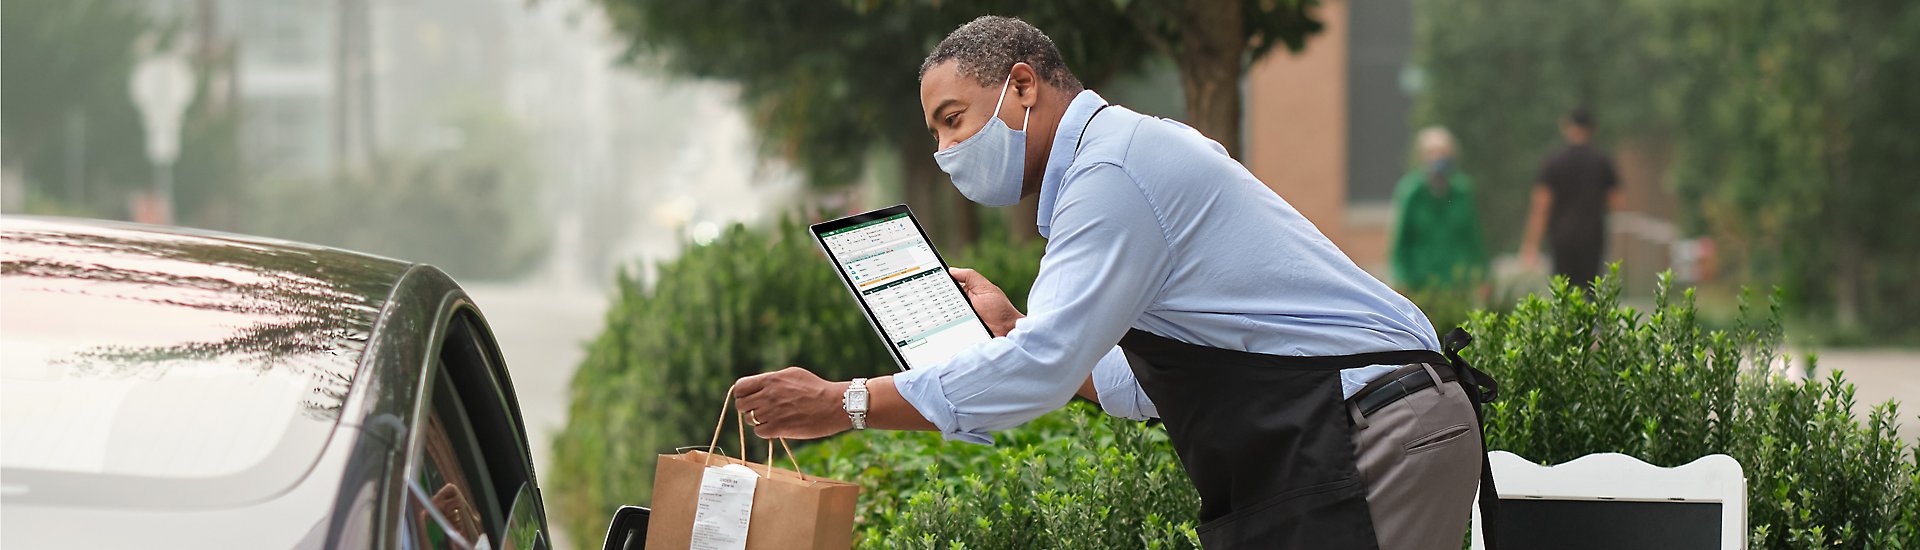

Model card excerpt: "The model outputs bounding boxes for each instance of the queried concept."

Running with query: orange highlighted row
[857,267,920,288]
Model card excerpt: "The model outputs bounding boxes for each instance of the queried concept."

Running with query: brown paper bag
[645,396,860,550]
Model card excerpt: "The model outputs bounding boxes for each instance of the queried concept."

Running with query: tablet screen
[815,207,993,370]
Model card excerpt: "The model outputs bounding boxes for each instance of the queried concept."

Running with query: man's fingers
[948,267,984,285]
[731,372,772,397]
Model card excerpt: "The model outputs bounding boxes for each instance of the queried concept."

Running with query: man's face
[919,60,1022,153]
[1560,120,1588,143]
[1420,140,1453,164]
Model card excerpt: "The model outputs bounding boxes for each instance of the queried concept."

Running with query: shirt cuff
[892,366,995,445]
[1092,347,1159,421]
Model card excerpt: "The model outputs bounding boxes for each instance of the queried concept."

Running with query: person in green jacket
[1391,127,1488,291]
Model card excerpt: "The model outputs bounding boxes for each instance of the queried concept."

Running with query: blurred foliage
[1468,271,1920,548]
[1648,0,1920,340]
[2,0,153,214]
[1,0,243,225]
[548,218,1046,544]
[237,107,546,281]
[1415,0,1920,341]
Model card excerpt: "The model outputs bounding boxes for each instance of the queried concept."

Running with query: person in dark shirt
[1520,108,1619,287]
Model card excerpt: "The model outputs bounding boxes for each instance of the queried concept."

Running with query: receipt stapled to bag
[690,463,759,550]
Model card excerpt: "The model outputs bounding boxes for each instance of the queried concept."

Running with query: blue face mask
[934,72,1029,207]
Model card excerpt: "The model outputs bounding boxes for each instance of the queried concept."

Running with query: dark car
[0,217,580,549]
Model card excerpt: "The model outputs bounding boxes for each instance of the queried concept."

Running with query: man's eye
[946,114,959,126]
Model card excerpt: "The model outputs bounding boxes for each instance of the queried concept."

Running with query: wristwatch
[843,378,869,430]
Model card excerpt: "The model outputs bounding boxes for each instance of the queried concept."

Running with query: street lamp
[130,43,196,225]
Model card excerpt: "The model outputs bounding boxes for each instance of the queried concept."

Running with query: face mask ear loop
[998,72,1013,129]
[1010,73,1032,132]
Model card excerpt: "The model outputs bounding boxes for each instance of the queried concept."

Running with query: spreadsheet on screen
[820,213,990,369]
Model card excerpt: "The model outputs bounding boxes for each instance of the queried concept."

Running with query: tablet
[811,205,993,371]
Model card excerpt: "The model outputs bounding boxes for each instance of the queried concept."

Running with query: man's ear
[1009,62,1040,109]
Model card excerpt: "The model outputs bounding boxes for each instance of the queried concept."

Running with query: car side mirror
[602,506,650,550]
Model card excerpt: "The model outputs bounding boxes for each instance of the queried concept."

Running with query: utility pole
[333,0,352,181]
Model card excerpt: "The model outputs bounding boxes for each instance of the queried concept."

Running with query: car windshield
[0,220,404,505]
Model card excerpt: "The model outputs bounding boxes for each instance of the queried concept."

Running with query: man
[732,16,1495,549]
[1391,126,1488,292]
[1519,108,1620,287]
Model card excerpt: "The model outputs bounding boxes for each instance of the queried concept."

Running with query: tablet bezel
[809,204,993,371]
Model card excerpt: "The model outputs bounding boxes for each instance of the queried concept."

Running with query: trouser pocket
[1196,476,1379,550]
[1405,423,1472,456]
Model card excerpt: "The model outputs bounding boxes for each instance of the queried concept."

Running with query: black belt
[1349,361,1456,417]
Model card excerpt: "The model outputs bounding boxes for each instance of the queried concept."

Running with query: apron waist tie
[1442,327,1502,550]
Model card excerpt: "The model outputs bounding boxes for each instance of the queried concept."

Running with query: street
[1812,349,1920,445]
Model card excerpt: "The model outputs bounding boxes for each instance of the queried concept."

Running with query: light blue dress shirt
[893,90,1440,445]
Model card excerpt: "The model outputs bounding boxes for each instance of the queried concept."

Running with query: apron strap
[1442,327,1502,550]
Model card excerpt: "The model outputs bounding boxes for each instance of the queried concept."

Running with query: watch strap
[845,378,869,430]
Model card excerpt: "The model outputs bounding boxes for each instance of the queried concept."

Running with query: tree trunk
[940,173,980,252]
[1176,0,1247,157]
[1008,193,1039,243]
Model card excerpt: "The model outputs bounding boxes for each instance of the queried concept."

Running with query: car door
[400,307,548,550]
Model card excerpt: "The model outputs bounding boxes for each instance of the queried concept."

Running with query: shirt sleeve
[1091,346,1159,420]
[1535,154,1558,189]
[892,163,1174,444]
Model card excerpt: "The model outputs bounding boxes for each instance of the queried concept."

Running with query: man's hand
[1520,249,1541,271]
[732,367,853,440]
[949,267,1023,337]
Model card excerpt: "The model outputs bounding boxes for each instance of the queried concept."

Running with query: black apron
[1117,327,1499,550]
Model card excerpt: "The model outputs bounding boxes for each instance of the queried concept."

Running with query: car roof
[1,216,416,507]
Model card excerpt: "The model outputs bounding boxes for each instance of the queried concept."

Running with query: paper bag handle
[705,387,804,479]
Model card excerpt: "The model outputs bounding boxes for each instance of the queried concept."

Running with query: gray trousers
[1350,365,1485,550]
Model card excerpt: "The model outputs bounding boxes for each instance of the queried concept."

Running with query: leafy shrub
[1466,269,1920,548]
[794,402,1201,549]
[547,219,1045,544]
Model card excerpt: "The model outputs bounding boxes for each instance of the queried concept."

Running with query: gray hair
[919,16,1083,92]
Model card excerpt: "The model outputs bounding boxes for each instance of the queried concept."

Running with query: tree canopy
[593,0,1324,244]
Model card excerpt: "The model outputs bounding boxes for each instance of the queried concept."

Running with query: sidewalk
[1802,348,1920,445]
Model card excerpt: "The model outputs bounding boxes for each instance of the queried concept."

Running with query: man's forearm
[862,376,938,431]
[1521,186,1552,253]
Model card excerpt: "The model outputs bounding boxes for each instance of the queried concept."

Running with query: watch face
[848,393,868,409]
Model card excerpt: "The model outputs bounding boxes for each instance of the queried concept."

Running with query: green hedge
[1467,271,1920,548]
[547,219,1045,544]
[552,219,1918,549]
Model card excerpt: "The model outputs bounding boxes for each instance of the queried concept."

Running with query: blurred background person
[1391,126,1486,293]
[1519,107,1618,287]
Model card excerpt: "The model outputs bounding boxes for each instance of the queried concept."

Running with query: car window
[402,362,504,549]
[500,482,547,550]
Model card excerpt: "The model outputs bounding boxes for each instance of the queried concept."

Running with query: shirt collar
[1036,90,1109,237]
